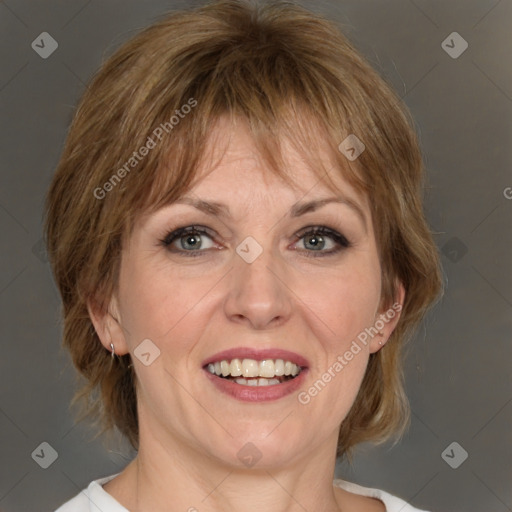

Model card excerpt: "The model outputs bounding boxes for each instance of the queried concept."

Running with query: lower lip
[203,369,308,402]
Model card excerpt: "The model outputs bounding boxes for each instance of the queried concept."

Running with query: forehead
[187,115,368,208]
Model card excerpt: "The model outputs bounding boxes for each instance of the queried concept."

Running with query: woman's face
[97,117,402,468]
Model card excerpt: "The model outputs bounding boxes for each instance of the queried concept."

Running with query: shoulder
[333,478,431,512]
[54,473,125,512]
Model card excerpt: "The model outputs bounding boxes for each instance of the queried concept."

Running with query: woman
[46,1,443,511]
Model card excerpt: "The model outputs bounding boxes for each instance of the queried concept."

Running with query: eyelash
[159,225,351,258]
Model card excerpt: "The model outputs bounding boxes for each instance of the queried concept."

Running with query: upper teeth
[207,358,301,378]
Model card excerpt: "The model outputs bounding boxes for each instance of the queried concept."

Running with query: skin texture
[89,116,404,512]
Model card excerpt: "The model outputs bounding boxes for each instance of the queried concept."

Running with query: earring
[111,341,134,369]
[378,332,384,345]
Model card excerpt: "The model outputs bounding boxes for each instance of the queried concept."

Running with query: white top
[55,473,430,511]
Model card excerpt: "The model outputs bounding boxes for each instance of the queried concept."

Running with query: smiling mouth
[205,358,303,386]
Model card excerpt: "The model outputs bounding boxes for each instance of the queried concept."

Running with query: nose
[223,242,293,330]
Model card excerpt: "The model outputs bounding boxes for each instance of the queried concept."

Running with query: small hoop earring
[110,342,134,369]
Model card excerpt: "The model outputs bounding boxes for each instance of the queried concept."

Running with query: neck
[114,421,344,512]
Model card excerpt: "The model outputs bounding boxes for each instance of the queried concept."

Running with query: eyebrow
[173,195,367,232]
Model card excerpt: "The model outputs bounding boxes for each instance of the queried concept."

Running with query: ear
[369,281,406,354]
[87,293,129,356]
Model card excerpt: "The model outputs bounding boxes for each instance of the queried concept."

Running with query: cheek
[116,257,172,338]
[297,257,381,346]
[117,257,217,347]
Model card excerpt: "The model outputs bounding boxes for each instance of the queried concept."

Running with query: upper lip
[202,347,309,368]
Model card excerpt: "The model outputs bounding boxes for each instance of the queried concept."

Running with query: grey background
[0,0,511,511]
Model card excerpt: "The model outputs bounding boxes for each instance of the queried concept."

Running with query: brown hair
[44,0,443,458]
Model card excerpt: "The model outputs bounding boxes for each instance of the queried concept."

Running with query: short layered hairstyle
[44,0,443,457]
